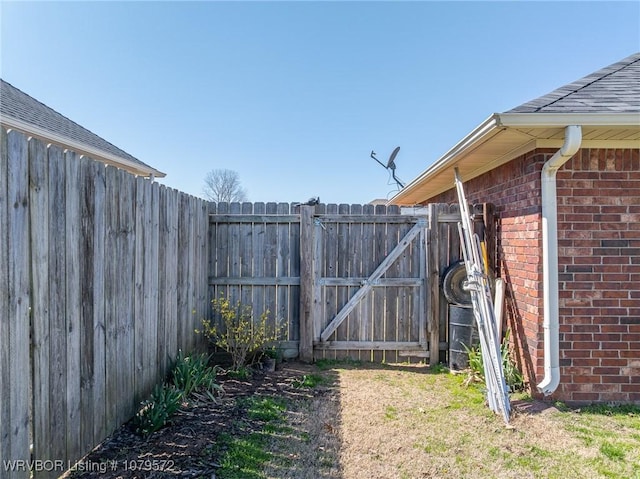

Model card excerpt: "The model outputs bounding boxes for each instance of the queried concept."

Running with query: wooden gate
[209,202,487,365]
[299,204,441,363]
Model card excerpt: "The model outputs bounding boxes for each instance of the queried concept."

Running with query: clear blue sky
[2,1,639,204]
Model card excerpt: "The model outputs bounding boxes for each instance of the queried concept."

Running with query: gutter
[389,114,502,204]
[537,125,582,396]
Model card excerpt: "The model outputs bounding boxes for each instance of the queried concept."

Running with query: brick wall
[425,147,640,404]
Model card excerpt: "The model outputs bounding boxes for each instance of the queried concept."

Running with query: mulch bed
[66,362,319,479]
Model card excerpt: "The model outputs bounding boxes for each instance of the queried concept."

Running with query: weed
[217,433,270,479]
[580,403,640,417]
[242,396,287,422]
[214,396,288,478]
[315,357,361,370]
[293,373,326,388]
[600,441,626,461]
[554,401,570,412]
[384,405,398,420]
[429,363,448,374]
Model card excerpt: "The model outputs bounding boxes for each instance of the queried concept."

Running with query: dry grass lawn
[265,361,640,479]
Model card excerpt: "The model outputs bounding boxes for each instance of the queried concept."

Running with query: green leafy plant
[500,330,525,391]
[132,351,224,437]
[170,349,223,401]
[262,345,281,360]
[463,329,525,392]
[293,373,327,389]
[198,294,277,371]
[132,384,183,437]
[227,365,252,380]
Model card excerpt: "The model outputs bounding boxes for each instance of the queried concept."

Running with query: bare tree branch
[202,169,247,203]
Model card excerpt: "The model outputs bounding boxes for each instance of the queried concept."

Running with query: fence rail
[0,128,209,478]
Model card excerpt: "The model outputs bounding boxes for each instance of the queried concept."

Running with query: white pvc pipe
[494,278,505,341]
[537,125,582,396]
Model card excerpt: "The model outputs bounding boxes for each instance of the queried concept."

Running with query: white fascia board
[0,116,166,178]
[390,114,501,203]
[497,112,640,127]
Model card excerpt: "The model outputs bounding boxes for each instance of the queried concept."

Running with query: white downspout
[537,125,582,396]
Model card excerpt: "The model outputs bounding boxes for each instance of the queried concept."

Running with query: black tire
[442,261,472,306]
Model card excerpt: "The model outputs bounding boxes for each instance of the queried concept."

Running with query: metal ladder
[454,168,511,424]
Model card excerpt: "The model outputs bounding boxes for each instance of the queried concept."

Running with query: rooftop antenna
[371,146,405,189]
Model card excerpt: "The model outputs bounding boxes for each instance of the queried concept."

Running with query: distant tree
[202,169,248,203]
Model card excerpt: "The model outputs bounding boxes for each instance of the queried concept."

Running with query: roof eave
[389,114,502,205]
[0,116,166,178]
[497,112,640,127]
[389,111,640,205]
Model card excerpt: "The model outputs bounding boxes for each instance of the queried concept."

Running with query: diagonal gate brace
[320,219,426,342]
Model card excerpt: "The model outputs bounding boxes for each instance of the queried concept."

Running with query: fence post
[428,203,441,365]
[299,205,314,362]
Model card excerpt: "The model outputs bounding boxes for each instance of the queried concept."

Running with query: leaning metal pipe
[537,125,582,396]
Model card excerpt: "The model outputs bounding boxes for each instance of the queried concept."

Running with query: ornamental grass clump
[132,351,224,437]
[198,294,277,371]
[133,384,182,437]
[170,349,223,402]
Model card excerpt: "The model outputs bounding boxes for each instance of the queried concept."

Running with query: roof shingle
[507,52,640,114]
[0,79,163,176]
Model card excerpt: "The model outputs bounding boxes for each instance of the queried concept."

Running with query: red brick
[621,350,640,358]
[593,383,621,392]
[570,393,599,402]
[600,325,628,333]
[598,392,626,402]
[563,333,593,341]
[573,374,601,384]
[599,358,628,367]
[593,367,622,375]
[601,375,630,384]
[564,350,592,358]
[592,349,619,358]
[572,341,601,349]
[601,341,629,349]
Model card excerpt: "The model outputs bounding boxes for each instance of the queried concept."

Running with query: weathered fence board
[1,129,31,479]
[0,128,209,478]
[65,150,83,468]
[0,128,11,473]
[28,137,51,474]
[48,143,68,472]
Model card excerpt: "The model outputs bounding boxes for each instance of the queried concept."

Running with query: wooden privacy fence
[1,125,493,479]
[209,202,484,364]
[0,128,209,479]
